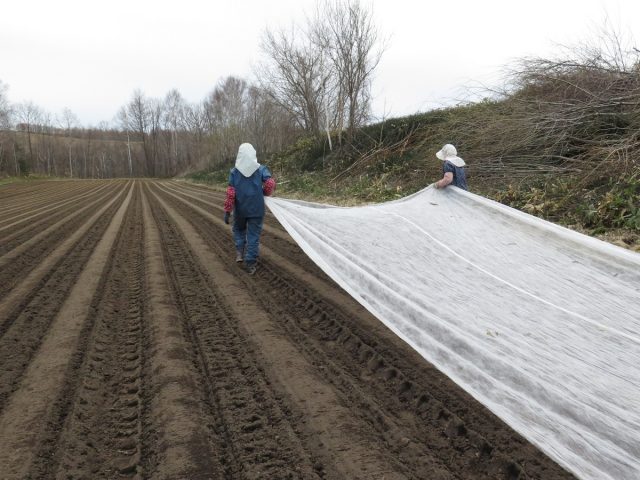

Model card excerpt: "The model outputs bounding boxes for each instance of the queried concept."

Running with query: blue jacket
[228,165,272,218]
[443,161,468,190]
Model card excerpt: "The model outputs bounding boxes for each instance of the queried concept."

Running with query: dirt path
[0,180,576,479]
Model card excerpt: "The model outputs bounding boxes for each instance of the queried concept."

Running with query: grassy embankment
[0,175,69,186]
[186,98,640,251]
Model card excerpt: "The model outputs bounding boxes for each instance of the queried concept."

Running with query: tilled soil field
[0,179,576,479]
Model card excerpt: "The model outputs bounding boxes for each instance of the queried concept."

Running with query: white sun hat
[436,144,466,167]
[235,143,261,177]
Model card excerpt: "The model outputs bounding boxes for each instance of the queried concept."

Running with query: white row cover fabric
[266,186,640,480]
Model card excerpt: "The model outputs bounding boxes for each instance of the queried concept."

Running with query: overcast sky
[1,0,639,126]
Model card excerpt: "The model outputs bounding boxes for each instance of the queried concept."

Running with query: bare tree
[0,80,11,174]
[314,0,383,141]
[204,76,251,161]
[0,80,10,130]
[40,111,55,175]
[14,101,43,172]
[162,89,186,175]
[116,107,135,177]
[83,127,92,178]
[257,0,382,145]
[183,102,208,170]
[123,90,154,176]
[60,107,79,177]
[148,97,163,176]
[246,85,292,155]
[257,25,330,135]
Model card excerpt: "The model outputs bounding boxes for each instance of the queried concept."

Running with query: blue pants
[232,216,264,266]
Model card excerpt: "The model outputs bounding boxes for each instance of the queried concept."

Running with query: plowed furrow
[165,182,571,475]
[0,182,92,220]
[0,182,118,258]
[0,182,109,234]
[0,185,127,412]
[139,185,222,478]
[0,181,59,202]
[150,183,410,479]
[155,182,574,480]
[0,182,128,328]
[159,182,294,248]
[167,181,279,229]
[148,184,321,479]
[162,184,509,464]
[0,182,88,216]
[154,182,344,324]
[0,179,577,480]
[38,185,145,479]
[0,183,133,479]
[0,183,113,251]
[248,264,505,478]
[0,184,121,297]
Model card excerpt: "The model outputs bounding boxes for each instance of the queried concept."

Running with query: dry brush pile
[479,45,640,232]
[265,40,640,237]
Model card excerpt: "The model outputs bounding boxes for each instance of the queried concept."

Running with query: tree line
[0,0,382,179]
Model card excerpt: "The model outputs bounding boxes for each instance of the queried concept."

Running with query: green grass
[0,175,66,186]
[186,170,228,185]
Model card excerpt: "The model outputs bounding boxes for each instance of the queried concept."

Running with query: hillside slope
[187,99,640,252]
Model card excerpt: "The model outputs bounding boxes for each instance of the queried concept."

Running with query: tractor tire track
[0,181,110,236]
[0,181,92,221]
[0,179,577,480]
[150,183,416,479]
[0,183,128,413]
[35,183,146,479]
[139,184,222,479]
[0,182,133,478]
[0,183,122,298]
[148,183,323,479]
[0,182,128,330]
[154,181,576,480]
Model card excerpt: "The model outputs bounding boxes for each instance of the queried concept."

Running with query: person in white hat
[223,143,276,275]
[434,143,468,190]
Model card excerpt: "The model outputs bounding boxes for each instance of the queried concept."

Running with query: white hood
[235,143,260,177]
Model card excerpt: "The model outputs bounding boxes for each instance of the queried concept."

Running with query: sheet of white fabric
[266,185,640,480]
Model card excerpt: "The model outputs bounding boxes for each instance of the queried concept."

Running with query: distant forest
[0,0,381,178]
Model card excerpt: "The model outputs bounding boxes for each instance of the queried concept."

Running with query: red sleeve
[224,186,236,212]
[263,177,276,196]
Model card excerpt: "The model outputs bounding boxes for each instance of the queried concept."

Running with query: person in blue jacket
[223,143,276,275]
[434,144,468,190]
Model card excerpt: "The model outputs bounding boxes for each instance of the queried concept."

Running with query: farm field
[0,179,575,479]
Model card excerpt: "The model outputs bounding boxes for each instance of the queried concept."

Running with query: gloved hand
[224,212,230,224]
